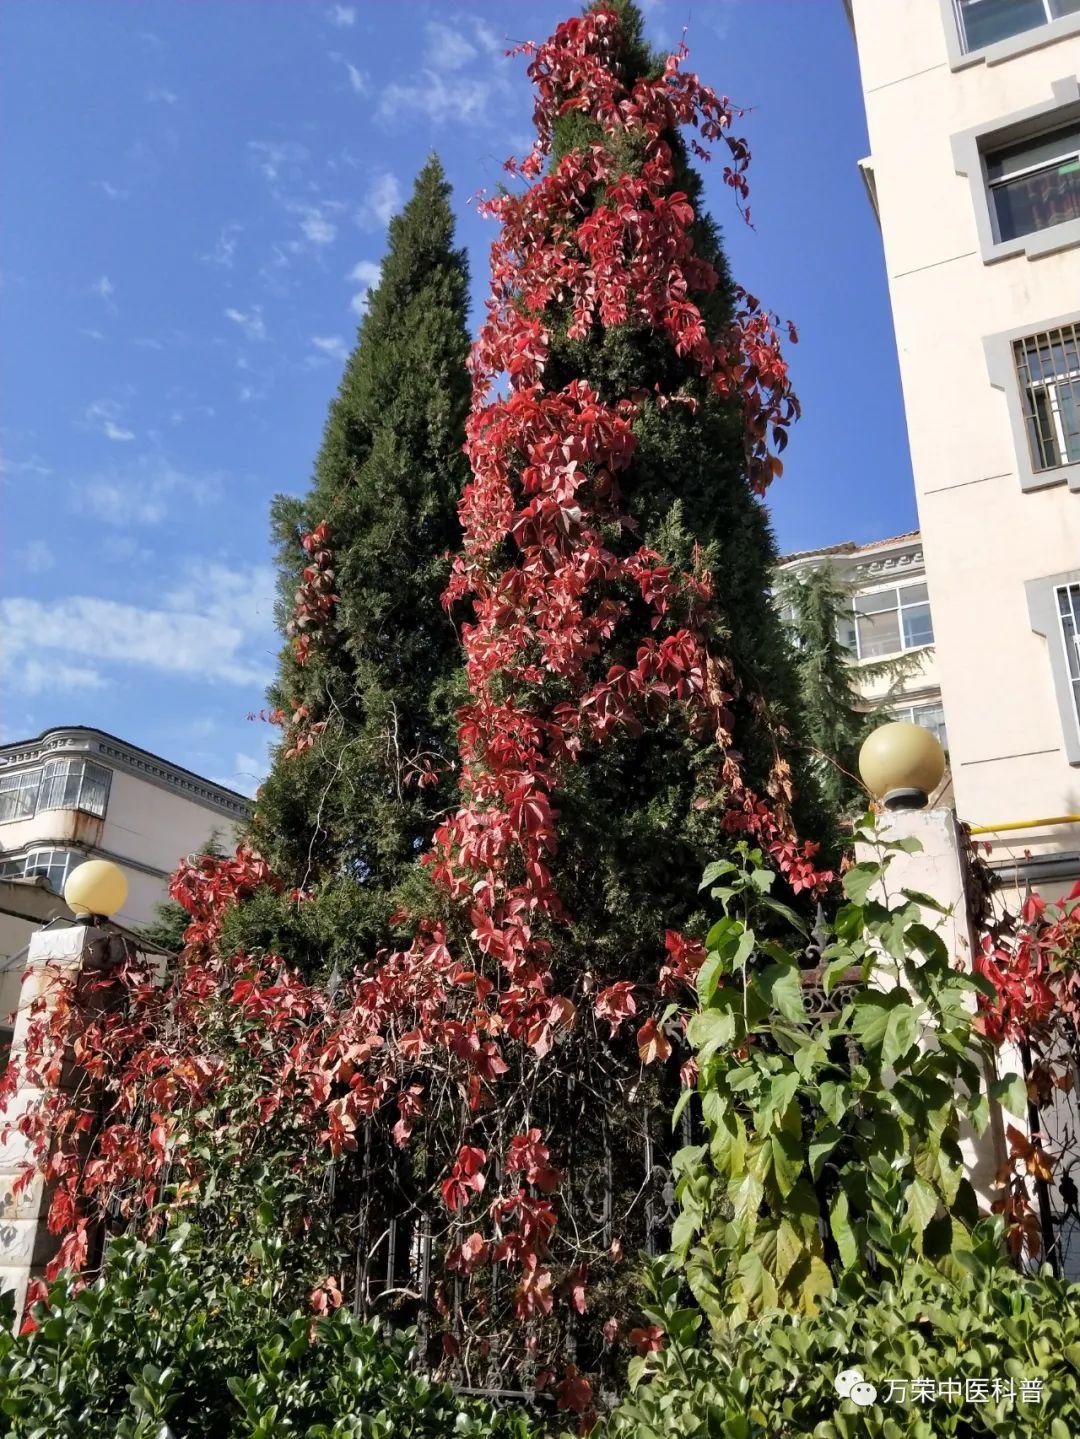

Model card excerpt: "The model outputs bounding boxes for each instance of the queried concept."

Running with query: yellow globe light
[64,859,129,919]
[858,721,946,811]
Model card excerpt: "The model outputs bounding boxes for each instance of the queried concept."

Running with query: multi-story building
[778,529,948,751]
[0,726,250,1032]
[845,0,1080,895]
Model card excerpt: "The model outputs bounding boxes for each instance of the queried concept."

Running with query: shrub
[0,1225,536,1439]
[595,1242,1080,1439]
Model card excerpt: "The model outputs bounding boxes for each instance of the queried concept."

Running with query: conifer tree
[776,564,918,814]
[228,157,471,971]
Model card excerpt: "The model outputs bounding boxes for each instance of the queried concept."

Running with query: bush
[594,1241,1080,1439]
[0,1226,536,1439]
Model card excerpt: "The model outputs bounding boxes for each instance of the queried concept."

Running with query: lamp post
[63,858,128,924]
[858,721,946,811]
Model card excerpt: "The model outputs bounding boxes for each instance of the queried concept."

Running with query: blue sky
[0,0,916,795]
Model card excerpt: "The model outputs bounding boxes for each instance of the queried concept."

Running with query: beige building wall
[0,727,250,1028]
[847,0,1080,891]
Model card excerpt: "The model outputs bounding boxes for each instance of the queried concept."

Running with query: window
[0,769,41,824]
[0,848,82,892]
[986,121,1080,244]
[1013,323,1080,472]
[844,583,934,660]
[1058,582,1080,741]
[956,0,1080,53]
[894,701,949,751]
[37,759,111,818]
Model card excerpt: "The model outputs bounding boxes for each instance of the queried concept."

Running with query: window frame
[985,309,1080,493]
[942,0,1080,70]
[36,758,111,819]
[952,78,1080,264]
[1027,568,1080,765]
[846,582,935,662]
[0,768,42,825]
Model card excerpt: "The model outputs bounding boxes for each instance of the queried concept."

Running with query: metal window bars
[1014,323,1080,472]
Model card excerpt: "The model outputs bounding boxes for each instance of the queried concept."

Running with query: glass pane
[1057,381,1080,464]
[1060,585,1080,683]
[77,763,110,818]
[989,126,1080,242]
[898,582,929,606]
[0,771,39,823]
[837,610,858,652]
[1051,0,1080,17]
[911,703,948,750]
[960,0,1050,50]
[853,588,897,616]
[902,604,934,649]
[857,608,902,658]
[1029,386,1062,469]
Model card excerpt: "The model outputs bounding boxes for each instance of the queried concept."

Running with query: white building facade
[846,0,1080,892]
[0,727,250,1027]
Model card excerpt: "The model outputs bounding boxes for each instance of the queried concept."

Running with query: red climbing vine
[1,8,833,1417]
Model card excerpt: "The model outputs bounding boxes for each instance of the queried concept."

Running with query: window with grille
[1057,583,1080,740]
[956,0,1080,53]
[1014,324,1080,473]
[842,583,934,660]
[37,759,111,818]
[986,121,1080,244]
[0,769,41,824]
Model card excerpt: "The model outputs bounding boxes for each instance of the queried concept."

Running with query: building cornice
[0,726,252,821]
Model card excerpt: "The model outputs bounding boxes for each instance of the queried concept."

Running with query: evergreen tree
[775,564,918,814]
[226,157,471,973]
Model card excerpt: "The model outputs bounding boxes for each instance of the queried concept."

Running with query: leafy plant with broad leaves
[669,817,1026,1322]
[591,1234,1080,1438]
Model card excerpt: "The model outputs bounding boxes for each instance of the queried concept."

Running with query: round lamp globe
[64,859,129,919]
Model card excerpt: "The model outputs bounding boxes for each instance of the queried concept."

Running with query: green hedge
[0,1226,535,1439]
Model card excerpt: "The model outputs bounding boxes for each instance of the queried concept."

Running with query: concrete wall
[848,0,1080,876]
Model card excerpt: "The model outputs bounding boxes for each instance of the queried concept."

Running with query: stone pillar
[859,806,1007,1207]
[0,923,106,1322]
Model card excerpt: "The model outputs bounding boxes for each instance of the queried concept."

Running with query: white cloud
[146,84,178,104]
[72,455,218,527]
[24,540,55,574]
[2,563,276,691]
[91,275,115,304]
[345,63,367,94]
[311,335,348,362]
[15,659,107,698]
[224,305,267,342]
[202,222,241,267]
[358,173,401,229]
[301,211,337,245]
[348,259,381,315]
[247,139,309,182]
[81,327,105,341]
[326,5,356,26]
[378,71,498,128]
[84,399,136,443]
[95,181,129,201]
[425,21,478,70]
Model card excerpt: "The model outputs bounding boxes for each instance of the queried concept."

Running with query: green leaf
[687,1004,737,1060]
[769,1131,803,1199]
[904,1176,939,1240]
[700,859,736,891]
[882,1002,919,1069]
[991,1072,1029,1119]
[829,1190,858,1269]
[756,962,806,1023]
[695,950,724,1006]
[842,862,881,906]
